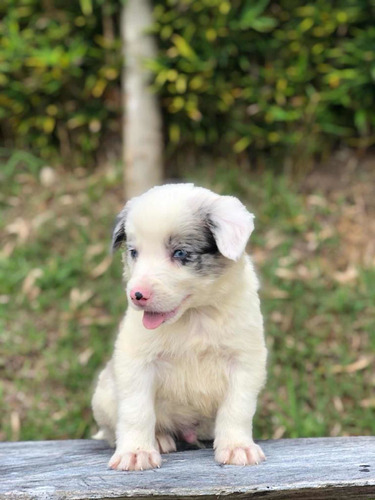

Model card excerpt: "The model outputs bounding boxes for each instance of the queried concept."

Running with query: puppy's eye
[129,248,138,259]
[172,249,188,260]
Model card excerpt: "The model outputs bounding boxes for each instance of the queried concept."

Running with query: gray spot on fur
[167,221,228,276]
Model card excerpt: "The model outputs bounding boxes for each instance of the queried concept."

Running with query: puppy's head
[112,184,254,330]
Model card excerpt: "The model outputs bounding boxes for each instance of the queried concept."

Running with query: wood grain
[1,437,374,499]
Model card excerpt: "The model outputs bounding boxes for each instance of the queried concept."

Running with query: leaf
[241,0,271,24]
[79,0,93,16]
[333,266,358,284]
[90,256,112,278]
[361,398,375,408]
[238,0,277,31]
[233,137,250,153]
[332,357,373,374]
[6,217,31,242]
[354,110,368,135]
[69,288,94,310]
[43,117,55,133]
[250,16,278,33]
[266,288,290,299]
[22,268,43,299]
[172,34,197,60]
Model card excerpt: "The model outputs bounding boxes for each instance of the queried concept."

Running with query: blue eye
[129,248,138,259]
[173,249,188,260]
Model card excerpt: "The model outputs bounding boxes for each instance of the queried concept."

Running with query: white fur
[92,184,267,471]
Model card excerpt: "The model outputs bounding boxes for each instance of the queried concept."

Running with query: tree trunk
[121,0,163,199]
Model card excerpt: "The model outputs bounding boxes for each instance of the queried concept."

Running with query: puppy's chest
[154,340,231,412]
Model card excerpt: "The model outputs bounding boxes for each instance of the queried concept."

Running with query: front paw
[109,449,162,471]
[215,442,265,466]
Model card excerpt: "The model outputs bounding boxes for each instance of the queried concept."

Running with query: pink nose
[130,287,151,304]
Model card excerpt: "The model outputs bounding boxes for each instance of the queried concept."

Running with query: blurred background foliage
[152,0,375,168]
[1,153,375,441]
[1,0,374,442]
[1,0,375,168]
[0,0,121,165]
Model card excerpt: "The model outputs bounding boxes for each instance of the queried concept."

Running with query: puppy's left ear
[208,196,254,261]
[111,203,130,253]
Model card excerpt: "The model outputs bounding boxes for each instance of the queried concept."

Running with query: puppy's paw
[215,442,265,466]
[156,433,177,454]
[109,449,162,471]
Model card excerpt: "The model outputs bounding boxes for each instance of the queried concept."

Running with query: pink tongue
[143,311,166,330]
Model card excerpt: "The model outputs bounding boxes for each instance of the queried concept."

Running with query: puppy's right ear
[111,203,129,253]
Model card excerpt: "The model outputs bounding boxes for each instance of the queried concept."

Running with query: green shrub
[0,0,374,167]
[152,0,375,164]
[0,0,121,165]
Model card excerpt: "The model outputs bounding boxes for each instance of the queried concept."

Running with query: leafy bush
[152,0,375,164]
[0,0,121,165]
[0,0,374,167]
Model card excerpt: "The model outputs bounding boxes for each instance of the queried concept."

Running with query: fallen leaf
[86,244,105,258]
[40,166,57,187]
[306,195,328,208]
[275,268,298,280]
[78,348,93,366]
[69,288,94,309]
[266,288,289,299]
[0,241,16,258]
[6,218,31,242]
[360,398,375,408]
[333,396,344,412]
[32,211,54,230]
[270,311,285,323]
[60,194,74,205]
[22,268,43,300]
[330,423,342,436]
[333,266,358,284]
[332,356,373,374]
[318,225,335,241]
[273,426,286,439]
[10,411,21,441]
[79,315,112,326]
[90,256,112,278]
[264,229,286,250]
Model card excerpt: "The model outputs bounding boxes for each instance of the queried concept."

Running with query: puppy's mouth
[142,308,179,330]
[141,295,191,330]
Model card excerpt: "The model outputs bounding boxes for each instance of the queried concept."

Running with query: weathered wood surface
[0,437,374,499]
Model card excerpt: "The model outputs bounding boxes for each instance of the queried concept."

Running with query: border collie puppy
[92,184,267,471]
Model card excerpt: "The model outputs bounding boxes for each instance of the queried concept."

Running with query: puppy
[92,183,267,471]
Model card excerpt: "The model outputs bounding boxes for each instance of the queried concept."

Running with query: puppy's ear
[207,196,254,261]
[111,203,130,253]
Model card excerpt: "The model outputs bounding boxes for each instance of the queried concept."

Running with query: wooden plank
[0,437,374,499]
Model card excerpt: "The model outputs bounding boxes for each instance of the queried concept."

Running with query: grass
[1,152,374,442]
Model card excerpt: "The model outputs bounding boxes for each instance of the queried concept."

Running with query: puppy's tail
[92,428,116,447]
[92,430,105,440]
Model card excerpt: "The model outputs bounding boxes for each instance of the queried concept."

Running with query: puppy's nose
[130,287,151,304]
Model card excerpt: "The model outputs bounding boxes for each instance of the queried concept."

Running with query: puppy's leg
[214,352,267,466]
[108,356,161,471]
[156,433,177,454]
[92,361,117,447]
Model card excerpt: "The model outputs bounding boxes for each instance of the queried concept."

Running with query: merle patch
[167,222,228,276]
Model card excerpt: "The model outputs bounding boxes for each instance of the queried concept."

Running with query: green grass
[0,154,374,441]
